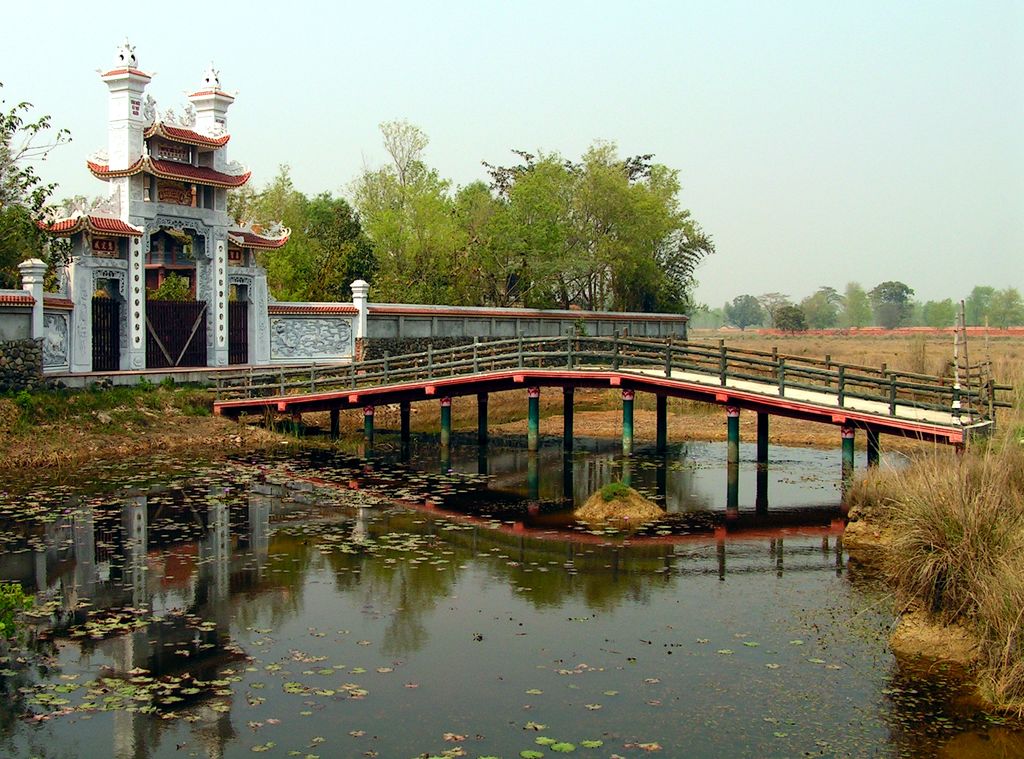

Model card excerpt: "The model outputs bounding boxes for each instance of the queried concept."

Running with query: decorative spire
[115,38,137,69]
[201,63,221,90]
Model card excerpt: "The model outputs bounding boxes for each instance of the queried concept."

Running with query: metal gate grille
[228,301,248,365]
[91,297,120,371]
[146,300,208,368]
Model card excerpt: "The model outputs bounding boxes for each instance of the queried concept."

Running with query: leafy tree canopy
[724,294,763,330]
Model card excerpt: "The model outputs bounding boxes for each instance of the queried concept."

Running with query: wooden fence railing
[214,336,1013,422]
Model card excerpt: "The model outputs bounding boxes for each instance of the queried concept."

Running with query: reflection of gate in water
[91,296,120,371]
[145,300,208,368]
[228,301,248,365]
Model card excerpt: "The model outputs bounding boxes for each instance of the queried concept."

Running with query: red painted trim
[367,304,688,322]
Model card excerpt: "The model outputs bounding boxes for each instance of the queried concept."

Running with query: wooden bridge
[213,335,1011,470]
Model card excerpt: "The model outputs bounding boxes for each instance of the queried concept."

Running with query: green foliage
[148,273,194,302]
[724,294,763,330]
[0,82,72,287]
[800,287,840,329]
[773,303,807,332]
[965,285,996,326]
[869,280,915,329]
[600,481,631,501]
[0,582,33,639]
[839,282,872,328]
[921,298,957,328]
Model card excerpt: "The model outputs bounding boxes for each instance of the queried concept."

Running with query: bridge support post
[726,406,740,465]
[756,465,768,513]
[477,393,488,447]
[440,397,452,448]
[866,428,880,468]
[330,408,340,440]
[656,394,668,453]
[562,387,574,452]
[562,453,574,501]
[841,426,855,485]
[527,387,540,452]
[756,412,768,465]
[622,389,635,455]
[363,406,374,447]
[527,452,540,502]
[400,401,411,443]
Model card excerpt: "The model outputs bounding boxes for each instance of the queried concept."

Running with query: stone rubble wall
[0,338,43,392]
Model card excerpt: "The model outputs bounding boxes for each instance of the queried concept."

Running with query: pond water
[0,438,1020,758]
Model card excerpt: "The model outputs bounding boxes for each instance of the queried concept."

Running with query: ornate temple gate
[91,296,121,371]
[228,301,248,365]
[145,300,208,368]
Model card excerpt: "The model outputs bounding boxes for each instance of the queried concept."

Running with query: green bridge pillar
[622,389,635,455]
[727,462,739,514]
[562,387,575,452]
[477,393,489,447]
[440,397,452,448]
[655,394,668,453]
[756,412,768,465]
[527,452,540,502]
[866,428,880,468]
[400,401,411,443]
[329,408,340,440]
[363,406,374,447]
[527,387,540,452]
[726,405,740,465]
[841,425,855,486]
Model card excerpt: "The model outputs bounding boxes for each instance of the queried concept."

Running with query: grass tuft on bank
[848,439,1024,713]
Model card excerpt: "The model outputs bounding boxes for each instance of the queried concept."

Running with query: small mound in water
[575,483,664,524]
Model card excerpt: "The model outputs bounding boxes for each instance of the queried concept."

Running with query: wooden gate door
[228,301,248,365]
[91,297,121,371]
[145,301,208,368]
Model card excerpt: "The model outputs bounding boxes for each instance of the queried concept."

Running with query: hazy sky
[4,1,1021,307]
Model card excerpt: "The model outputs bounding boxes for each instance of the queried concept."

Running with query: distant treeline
[697,283,1024,331]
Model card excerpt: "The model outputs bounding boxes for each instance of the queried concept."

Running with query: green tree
[921,298,957,328]
[965,285,996,326]
[774,303,807,332]
[0,83,71,287]
[800,286,841,329]
[839,282,872,328]
[988,288,1024,328]
[724,294,763,330]
[869,280,915,329]
[758,292,792,328]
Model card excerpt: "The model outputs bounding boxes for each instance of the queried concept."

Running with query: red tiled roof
[0,293,33,307]
[229,229,290,249]
[43,297,74,310]
[88,156,250,188]
[268,304,357,315]
[148,158,250,188]
[145,122,230,148]
[188,89,235,101]
[100,67,152,80]
[39,215,143,237]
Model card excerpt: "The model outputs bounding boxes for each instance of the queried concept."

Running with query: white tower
[99,39,151,220]
[188,64,235,172]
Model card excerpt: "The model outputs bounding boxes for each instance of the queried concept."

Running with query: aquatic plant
[0,583,33,640]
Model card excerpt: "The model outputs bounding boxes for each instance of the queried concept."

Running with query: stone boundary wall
[360,336,497,362]
[0,338,43,392]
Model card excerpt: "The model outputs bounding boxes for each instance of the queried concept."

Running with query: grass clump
[600,481,631,502]
[849,440,1024,713]
[576,482,664,524]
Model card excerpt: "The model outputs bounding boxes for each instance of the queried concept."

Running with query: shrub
[600,481,631,502]
[0,583,33,639]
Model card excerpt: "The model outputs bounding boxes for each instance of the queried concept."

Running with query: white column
[68,259,93,373]
[251,272,271,364]
[351,279,369,339]
[18,258,46,340]
[127,235,146,369]
[212,239,228,366]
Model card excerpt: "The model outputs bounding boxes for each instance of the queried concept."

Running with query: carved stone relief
[42,313,69,368]
[270,317,353,360]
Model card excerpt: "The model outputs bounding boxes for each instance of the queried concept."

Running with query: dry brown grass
[574,483,665,524]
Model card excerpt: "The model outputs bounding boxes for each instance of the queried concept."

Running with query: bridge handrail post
[837,365,845,407]
[518,334,524,368]
[888,373,897,415]
[247,367,253,398]
[777,357,786,396]
[311,364,316,393]
[567,333,574,370]
[613,331,620,370]
[427,343,433,378]
[719,340,727,386]
[665,337,673,377]
[279,367,285,395]
[384,351,390,383]
[473,339,479,373]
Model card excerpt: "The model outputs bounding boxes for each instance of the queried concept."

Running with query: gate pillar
[126,235,146,370]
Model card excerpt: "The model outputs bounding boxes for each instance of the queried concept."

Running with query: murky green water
[0,439,1019,758]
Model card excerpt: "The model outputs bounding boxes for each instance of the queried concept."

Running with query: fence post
[384,351,390,383]
[247,367,253,397]
[719,340,727,386]
[427,343,433,376]
[837,365,845,407]
[473,338,479,373]
[613,330,620,370]
[888,374,897,415]
[279,367,285,395]
[518,334,524,368]
[665,337,673,377]
[567,333,574,370]
[777,357,786,396]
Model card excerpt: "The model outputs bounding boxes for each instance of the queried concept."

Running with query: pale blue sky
[5,1,1021,307]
